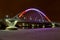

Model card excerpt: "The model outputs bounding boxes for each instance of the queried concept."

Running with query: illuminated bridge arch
[18,8,51,22]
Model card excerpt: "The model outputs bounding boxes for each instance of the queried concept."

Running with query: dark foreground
[0,28,60,40]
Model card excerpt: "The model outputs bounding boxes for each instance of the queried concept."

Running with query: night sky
[0,0,60,22]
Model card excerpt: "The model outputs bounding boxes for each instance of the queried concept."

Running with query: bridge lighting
[32,24,35,28]
[30,17,32,20]
[37,24,39,28]
[22,23,25,26]
[43,25,45,28]
[4,16,18,30]
[52,23,55,28]
[23,17,26,19]
[22,23,25,29]
[24,8,51,22]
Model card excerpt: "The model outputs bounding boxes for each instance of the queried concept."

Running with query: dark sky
[0,0,60,22]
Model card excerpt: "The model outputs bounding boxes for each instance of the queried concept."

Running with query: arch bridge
[14,8,54,29]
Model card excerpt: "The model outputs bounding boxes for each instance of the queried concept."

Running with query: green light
[5,19,18,30]
[52,23,55,28]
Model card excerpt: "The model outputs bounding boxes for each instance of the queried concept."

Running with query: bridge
[0,8,59,30]
[13,8,56,29]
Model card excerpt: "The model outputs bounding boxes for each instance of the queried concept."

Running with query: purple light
[25,8,46,16]
[24,8,51,22]
[18,8,51,22]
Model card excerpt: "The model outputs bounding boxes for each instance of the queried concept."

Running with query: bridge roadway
[0,28,60,40]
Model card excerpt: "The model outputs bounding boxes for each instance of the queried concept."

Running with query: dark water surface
[0,28,60,40]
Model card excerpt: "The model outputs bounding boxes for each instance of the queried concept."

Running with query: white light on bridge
[23,17,26,19]
[32,24,35,28]
[52,23,55,28]
[30,17,32,20]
